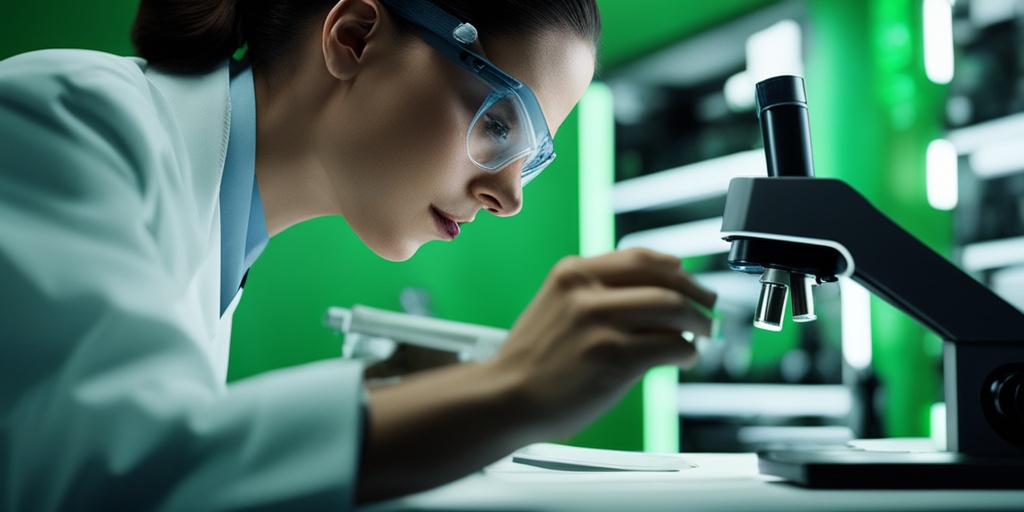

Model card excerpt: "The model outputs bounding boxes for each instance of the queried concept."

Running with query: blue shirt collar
[219,61,268,315]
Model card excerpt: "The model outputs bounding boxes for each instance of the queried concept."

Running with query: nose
[471,162,524,217]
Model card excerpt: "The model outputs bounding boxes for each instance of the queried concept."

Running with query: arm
[358,249,717,502]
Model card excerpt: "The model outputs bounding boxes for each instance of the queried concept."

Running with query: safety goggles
[380,0,556,186]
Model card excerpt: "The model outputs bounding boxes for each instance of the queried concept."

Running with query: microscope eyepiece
[756,75,815,178]
[755,75,808,114]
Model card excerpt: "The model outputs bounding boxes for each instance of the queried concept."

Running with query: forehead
[479,33,596,136]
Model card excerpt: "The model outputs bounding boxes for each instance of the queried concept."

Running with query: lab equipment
[720,75,1024,487]
[379,0,555,185]
[324,305,508,363]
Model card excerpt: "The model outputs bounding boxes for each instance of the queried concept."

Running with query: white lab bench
[359,452,1024,511]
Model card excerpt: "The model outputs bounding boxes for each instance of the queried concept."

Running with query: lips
[430,206,461,240]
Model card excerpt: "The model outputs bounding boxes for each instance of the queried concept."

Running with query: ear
[322,0,382,81]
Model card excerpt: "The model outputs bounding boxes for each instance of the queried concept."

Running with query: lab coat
[0,50,364,511]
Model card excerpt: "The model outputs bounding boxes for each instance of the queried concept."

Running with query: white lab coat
[0,49,364,511]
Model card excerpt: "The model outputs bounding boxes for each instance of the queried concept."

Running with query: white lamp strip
[612,150,766,214]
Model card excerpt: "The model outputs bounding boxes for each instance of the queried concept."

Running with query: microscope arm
[721,176,1024,344]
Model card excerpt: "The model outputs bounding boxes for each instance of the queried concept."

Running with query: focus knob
[990,371,1024,423]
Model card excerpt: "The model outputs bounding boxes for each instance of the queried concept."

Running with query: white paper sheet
[502,443,698,472]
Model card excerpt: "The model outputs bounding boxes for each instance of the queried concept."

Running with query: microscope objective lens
[754,268,790,331]
[791,273,817,322]
[754,282,787,331]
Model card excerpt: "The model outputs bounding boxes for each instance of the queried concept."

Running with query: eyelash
[485,114,511,141]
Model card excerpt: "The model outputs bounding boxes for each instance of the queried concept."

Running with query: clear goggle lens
[466,90,555,186]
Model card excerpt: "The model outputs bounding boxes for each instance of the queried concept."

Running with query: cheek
[328,72,470,194]
[371,95,468,204]
[396,94,467,179]
[320,63,474,256]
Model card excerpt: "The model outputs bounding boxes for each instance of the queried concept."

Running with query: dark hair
[131,0,601,75]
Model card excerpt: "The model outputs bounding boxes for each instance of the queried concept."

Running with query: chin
[367,238,422,262]
[346,219,424,262]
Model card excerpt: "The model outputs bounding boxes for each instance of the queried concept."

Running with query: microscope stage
[758,449,1024,488]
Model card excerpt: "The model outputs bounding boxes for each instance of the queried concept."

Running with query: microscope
[721,75,1024,487]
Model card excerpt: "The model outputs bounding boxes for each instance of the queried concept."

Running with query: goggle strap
[383,0,468,49]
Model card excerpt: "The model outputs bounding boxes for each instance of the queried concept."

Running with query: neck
[252,53,342,237]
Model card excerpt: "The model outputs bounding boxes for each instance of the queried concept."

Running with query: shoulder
[0,49,229,222]
[0,50,175,183]
[0,49,163,146]
[0,49,152,107]
[0,51,171,209]
[0,48,143,75]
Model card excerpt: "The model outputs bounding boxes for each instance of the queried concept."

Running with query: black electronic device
[720,75,1024,488]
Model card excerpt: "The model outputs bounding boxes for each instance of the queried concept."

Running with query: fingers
[571,249,718,309]
[668,269,718,311]
[622,332,699,371]
[679,302,715,339]
[575,286,714,339]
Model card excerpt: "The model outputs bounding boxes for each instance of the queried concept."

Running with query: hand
[356,248,716,502]
[492,248,717,440]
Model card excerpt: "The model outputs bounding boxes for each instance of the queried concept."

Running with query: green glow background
[1,0,947,448]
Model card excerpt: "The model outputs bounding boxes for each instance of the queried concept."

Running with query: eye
[484,114,511,142]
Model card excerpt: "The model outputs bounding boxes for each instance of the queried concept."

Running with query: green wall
[597,0,782,68]
[1,0,949,446]
[806,0,947,437]
[0,2,138,59]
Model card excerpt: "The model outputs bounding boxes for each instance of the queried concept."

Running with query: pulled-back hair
[131,0,601,75]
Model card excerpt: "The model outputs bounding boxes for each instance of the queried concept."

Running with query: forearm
[356,360,537,503]
[354,250,715,503]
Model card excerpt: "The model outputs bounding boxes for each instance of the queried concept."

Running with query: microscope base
[758,449,1024,488]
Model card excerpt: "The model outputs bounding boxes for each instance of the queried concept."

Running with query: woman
[0,0,716,509]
